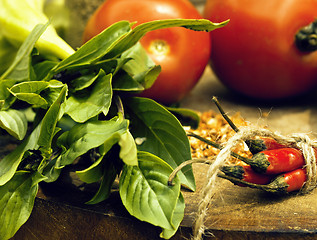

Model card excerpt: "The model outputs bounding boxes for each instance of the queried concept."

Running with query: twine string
[192,126,317,240]
[291,133,317,192]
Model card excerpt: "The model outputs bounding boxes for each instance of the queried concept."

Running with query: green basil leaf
[75,134,119,184]
[112,70,144,92]
[64,70,112,123]
[0,171,44,240]
[85,158,117,205]
[160,193,185,239]
[117,42,161,90]
[33,60,58,81]
[8,81,53,108]
[0,109,27,140]
[9,92,48,108]
[166,107,200,130]
[41,158,62,183]
[68,72,99,92]
[76,128,137,187]
[0,123,42,186]
[0,79,15,100]
[0,79,16,110]
[76,153,106,184]
[120,151,181,233]
[93,59,119,76]
[48,80,64,88]
[118,130,138,166]
[0,23,49,82]
[126,97,195,191]
[105,19,229,59]
[48,21,132,76]
[40,80,65,106]
[10,81,49,94]
[56,114,128,168]
[38,85,67,153]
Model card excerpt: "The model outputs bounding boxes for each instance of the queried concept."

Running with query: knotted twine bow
[192,125,317,240]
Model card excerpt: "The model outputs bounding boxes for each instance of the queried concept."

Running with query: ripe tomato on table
[83,0,211,105]
[204,0,317,100]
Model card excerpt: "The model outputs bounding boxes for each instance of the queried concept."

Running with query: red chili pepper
[221,165,273,185]
[218,168,307,194]
[245,137,287,154]
[243,148,305,175]
[275,168,307,193]
[212,97,288,154]
[187,132,306,175]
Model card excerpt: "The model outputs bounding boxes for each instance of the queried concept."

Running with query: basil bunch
[0,18,227,239]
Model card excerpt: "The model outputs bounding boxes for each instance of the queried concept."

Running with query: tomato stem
[295,20,317,52]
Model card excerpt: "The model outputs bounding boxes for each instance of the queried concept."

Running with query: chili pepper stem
[187,132,254,164]
[245,139,268,154]
[168,158,289,194]
[218,173,288,194]
[187,132,221,149]
[212,96,270,154]
[212,96,240,132]
[221,165,244,179]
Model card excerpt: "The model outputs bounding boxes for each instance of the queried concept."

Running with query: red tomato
[83,0,211,105]
[204,0,317,100]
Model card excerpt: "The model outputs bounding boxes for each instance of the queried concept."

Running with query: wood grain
[11,162,317,240]
[10,67,317,239]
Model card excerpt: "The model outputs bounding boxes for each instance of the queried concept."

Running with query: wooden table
[12,67,317,239]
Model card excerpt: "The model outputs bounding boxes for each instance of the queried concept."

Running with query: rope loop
[192,126,317,240]
[291,133,317,193]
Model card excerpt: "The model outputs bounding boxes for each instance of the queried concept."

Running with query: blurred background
[63,0,206,48]
[55,0,317,135]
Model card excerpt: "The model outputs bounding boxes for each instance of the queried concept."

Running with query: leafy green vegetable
[120,151,182,238]
[0,7,228,239]
[85,162,117,205]
[0,171,45,240]
[0,109,28,140]
[0,123,42,186]
[160,193,185,239]
[167,106,201,129]
[37,85,67,155]
[0,22,50,82]
[0,0,74,63]
[56,114,129,168]
[64,70,112,123]
[45,21,132,78]
[125,97,196,191]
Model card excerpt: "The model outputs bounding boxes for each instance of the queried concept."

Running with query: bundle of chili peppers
[169,97,317,194]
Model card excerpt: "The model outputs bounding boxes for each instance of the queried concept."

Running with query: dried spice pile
[186,110,252,163]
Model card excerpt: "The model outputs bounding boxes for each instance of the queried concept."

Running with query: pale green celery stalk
[44,0,70,37]
[25,0,45,10]
[0,0,75,60]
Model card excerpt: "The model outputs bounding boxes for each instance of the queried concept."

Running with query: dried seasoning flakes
[185,110,252,164]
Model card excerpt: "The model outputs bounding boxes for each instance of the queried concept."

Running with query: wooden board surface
[12,163,317,240]
[11,67,317,239]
